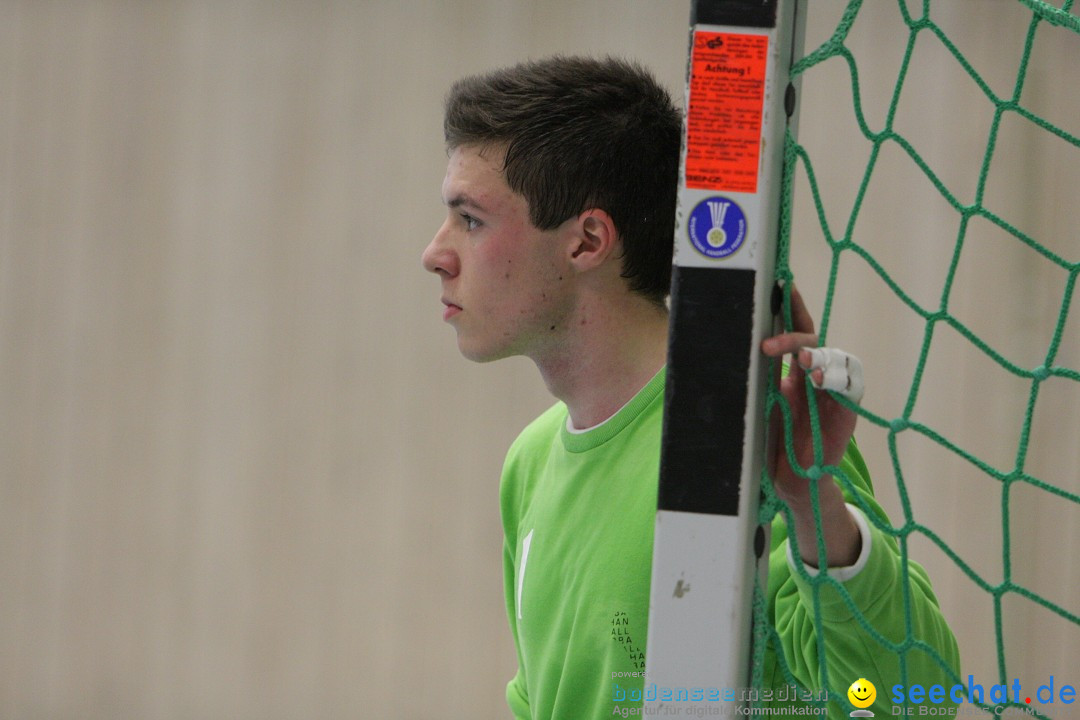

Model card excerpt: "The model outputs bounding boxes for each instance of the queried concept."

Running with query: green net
[756,1,1080,717]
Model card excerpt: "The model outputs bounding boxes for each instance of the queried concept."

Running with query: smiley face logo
[848,678,876,709]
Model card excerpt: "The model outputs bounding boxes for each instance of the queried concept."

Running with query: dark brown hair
[444,56,681,303]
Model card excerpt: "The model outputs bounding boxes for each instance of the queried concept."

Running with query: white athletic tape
[803,347,865,404]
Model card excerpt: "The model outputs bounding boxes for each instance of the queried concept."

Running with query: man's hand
[760,286,863,569]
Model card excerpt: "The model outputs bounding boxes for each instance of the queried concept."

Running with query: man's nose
[422,219,458,277]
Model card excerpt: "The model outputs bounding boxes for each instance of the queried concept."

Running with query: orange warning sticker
[685,31,770,194]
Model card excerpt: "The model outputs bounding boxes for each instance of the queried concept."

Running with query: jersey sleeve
[765,439,961,716]
[500,430,533,720]
[503,537,531,719]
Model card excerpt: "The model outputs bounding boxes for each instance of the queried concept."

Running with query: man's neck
[531,294,669,430]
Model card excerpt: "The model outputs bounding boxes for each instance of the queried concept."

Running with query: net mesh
[756,1,1080,717]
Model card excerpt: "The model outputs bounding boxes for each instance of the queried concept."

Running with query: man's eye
[460,213,481,231]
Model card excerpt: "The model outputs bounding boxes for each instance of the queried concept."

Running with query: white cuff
[786,503,873,582]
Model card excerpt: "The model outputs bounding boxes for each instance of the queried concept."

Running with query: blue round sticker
[688,196,747,259]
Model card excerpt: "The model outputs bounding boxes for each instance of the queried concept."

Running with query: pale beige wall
[0,1,1076,718]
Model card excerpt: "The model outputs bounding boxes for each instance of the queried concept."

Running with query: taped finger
[803,347,865,404]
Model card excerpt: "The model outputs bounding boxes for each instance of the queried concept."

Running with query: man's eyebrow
[444,193,489,213]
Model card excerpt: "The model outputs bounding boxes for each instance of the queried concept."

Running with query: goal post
[645,0,806,712]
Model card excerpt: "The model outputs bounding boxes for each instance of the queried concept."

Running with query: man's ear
[567,208,618,271]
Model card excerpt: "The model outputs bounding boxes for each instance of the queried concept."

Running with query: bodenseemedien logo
[848,678,876,717]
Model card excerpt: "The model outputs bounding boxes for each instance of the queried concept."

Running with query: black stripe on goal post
[644,0,805,714]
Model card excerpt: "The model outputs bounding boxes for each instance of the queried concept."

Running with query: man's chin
[458,347,506,364]
[456,337,512,364]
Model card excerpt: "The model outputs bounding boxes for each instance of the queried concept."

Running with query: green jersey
[500,368,959,719]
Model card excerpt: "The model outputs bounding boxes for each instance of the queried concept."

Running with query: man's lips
[442,300,462,321]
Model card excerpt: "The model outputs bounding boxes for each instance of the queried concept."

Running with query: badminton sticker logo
[688,196,747,259]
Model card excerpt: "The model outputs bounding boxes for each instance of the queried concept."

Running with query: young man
[422,56,959,719]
